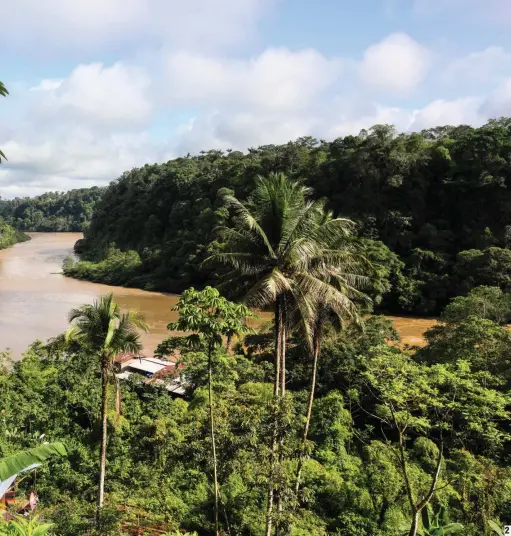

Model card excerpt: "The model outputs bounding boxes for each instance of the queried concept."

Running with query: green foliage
[0,188,104,232]
[0,515,54,536]
[488,520,505,535]
[63,120,511,314]
[0,301,510,536]
[66,293,148,358]
[440,286,511,324]
[0,443,67,481]
[167,286,255,350]
[63,247,142,287]
[417,505,464,536]
[0,220,29,250]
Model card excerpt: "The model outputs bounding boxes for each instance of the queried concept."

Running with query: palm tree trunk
[97,354,109,519]
[265,297,283,536]
[115,377,121,423]
[275,300,287,534]
[208,342,220,536]
[295,328,321,494]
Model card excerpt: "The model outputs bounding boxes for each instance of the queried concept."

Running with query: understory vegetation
[1,291,510,535]
[68,119,511,315]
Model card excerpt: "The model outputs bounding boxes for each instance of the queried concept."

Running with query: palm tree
[294,211,372,495]
[208,173,371,534]
[65,294,148,516]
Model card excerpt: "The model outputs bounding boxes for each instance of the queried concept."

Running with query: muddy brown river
[0,233,437,359]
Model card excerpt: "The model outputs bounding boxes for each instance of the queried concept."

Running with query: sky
[2,0,511,197]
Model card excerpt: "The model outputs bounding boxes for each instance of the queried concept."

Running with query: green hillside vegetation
[0,187,105,232]
[1,287,509,536]
[67,119,511,315]
[0,219,29,249]
[2,174,509,536]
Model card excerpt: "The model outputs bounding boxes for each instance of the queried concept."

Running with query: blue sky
[1,0,511,197]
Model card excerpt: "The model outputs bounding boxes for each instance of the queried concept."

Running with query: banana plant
[0,443,67,501]
[419,505,464,536]
[0,515,53,536]
[488,520,505,535]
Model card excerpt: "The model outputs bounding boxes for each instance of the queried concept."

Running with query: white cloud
[325,104,412,139]
[31,63,152,128]
[409,98,483,130]
[165,48,341,112]
[5,14,511,199]
[0,0,270,53]
[480,78,511,118]
[443,47,511,87]
[0,130,166,197]
[359,33,432,94]
[176,111,315,154]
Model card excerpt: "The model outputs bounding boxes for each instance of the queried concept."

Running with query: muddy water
[0,233,437,359]
[385,316,437,346]
[0,233,180,359]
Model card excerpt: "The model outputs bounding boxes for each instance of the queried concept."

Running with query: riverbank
[0,221,30,250]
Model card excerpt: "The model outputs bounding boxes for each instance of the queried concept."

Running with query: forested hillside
[69,119,511,315]
[2,174,511,536]
[0,187,105,232]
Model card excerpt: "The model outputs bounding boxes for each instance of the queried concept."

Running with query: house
[114,355,186,397]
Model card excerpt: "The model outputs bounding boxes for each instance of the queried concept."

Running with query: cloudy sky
[1,0,511,197]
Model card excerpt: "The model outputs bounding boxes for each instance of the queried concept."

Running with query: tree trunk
[295,328,321,494]
[265,297,284,536]
[115,377,121,423]
[276,298,287,535]
[408,510,420,536]
[208,343,220,536]
[97,354,109,521]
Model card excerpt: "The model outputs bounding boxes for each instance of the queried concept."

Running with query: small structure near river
[115,354,186,396]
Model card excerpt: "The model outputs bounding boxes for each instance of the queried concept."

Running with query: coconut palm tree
[294,211,372,496]
[65,294,148,516]
[208,172,371,535]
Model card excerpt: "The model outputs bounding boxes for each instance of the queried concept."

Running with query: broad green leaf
[0,442,67,481]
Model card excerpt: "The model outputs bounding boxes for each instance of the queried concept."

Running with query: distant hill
[0,187,105,232]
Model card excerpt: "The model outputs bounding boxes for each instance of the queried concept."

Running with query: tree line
[0,188,105,232]
[67,118,511,315]
[1,175,509,535]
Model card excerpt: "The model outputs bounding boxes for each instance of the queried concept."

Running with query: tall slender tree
[167,287,253,536]
[208,172,371,534]
[65,294,148,518]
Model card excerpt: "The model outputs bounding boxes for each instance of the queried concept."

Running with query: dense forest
[0,188,105,232]
[2,287,510,535]
[67,119,511,316]
[1,172,510,536]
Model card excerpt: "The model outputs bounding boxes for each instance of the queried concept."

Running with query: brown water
[0,233,180,359]
[0,233,437,359]
[386,316,437,346]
